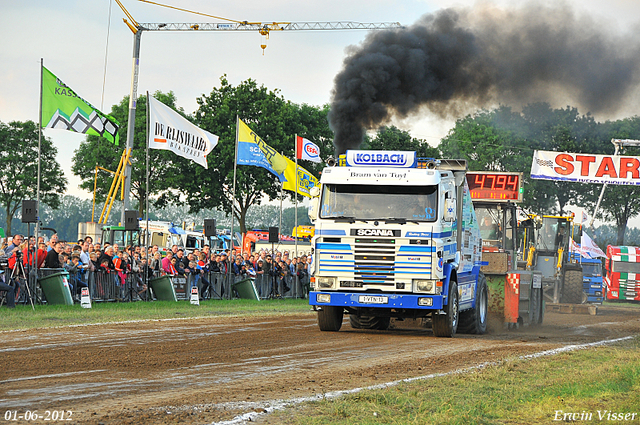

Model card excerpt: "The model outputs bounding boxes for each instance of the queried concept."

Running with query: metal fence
[3,264,310,305]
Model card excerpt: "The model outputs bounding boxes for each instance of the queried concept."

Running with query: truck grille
[353,238,395,285]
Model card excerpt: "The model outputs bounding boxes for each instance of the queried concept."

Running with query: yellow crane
[112,0,402,227]
[120,0,402,53]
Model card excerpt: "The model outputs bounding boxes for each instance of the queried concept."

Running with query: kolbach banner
[148,96,218,169]
[531,150,640,185]
[41,66,120,144]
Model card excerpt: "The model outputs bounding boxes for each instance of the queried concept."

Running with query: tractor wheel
[530,286,545,326]
[561,269,583,304]
[458,273,488,334]
[432,281,459,337]
[317,306,343,331]
[349,315,391,330]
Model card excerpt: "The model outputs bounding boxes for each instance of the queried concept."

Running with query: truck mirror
[308,198,319,222]
[444,198,456,222]
[310,186,321,197]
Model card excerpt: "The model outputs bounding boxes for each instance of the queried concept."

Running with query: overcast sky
[2,0,640,223]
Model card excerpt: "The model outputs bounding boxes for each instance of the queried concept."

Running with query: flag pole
[279,152,283,235]
[229,115,239,299]
[145,92,150,290]
[295,135,298,261]
[34,58,43,305]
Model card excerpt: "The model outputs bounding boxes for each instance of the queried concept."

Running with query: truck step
[546,303,598,316]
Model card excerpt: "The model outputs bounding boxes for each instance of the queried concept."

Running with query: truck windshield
[320,184,438,222]
[582,263,601,276]
[611,261,640,274]
[538,218,570,252]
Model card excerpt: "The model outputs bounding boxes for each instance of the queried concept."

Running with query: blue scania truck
[307,151,487,337]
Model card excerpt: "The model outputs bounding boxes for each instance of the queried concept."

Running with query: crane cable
[136,0,254,25]
[101,0,113,111]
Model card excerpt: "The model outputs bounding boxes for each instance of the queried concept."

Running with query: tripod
[123,270,140,302]
[267,242,282,299]
[11,256,35,310]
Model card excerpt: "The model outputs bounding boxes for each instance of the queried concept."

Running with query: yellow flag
[282,157,319,198]
[236,119,288,175]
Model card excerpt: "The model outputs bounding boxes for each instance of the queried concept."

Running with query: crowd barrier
[3,265,311,305]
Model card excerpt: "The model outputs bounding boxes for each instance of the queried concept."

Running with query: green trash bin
[232,278,260,301]
[39,271,74,305]
[149,275,178,301]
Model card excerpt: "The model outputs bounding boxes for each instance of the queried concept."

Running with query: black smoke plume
[329,2,640,154]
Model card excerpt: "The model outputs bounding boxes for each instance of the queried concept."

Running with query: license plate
[358,295,388,304]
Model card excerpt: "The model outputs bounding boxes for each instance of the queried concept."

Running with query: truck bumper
[309,291,443,310]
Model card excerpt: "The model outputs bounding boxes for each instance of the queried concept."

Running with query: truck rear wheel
[561,269,583,304]
[458,274,488,334]
[432,281,459,337]
[349,315,391,330]
[317,306,343,331]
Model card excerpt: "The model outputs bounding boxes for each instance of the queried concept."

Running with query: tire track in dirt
[1,306,639,424]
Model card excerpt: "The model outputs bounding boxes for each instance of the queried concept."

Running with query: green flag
[41,66,120,145]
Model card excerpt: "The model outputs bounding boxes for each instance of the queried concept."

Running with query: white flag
[581,210,589,225]
[581,232,607,258]
[148,96,218,169]
[296,135,321,163]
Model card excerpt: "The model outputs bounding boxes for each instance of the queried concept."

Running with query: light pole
[589,138,640,227]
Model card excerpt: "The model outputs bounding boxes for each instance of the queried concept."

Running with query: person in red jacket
[23,238,46,269]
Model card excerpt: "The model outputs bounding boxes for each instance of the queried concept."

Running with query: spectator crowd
[1,233,312,306]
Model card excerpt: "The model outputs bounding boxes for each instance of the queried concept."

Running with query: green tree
[173,77,333,234]
[439,104,602,215]
[585,117,640,245]
[439,107,552,212]
[364,126,440,158]
[0,120,66,234]
[72,91,181,219]
[520,103,600,215]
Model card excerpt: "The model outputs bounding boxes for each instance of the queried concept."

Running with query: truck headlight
[317,277,336,289]
[316,293,331,303]
[418,297,433,306]
[413,279,436,294]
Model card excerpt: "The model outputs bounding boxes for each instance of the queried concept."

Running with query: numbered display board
[466,172,523,202]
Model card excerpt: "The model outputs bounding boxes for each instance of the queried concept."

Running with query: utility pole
[589,138,640,227]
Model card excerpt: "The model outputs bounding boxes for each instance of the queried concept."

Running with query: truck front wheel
[317,306,343,331]
[432,281,459,337]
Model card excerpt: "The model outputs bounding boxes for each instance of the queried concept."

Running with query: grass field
[272,337,640,425]
[0,299,313,331]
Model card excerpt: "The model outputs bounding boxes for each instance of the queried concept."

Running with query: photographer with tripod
[0,235,24,308]
[0,248,16,308]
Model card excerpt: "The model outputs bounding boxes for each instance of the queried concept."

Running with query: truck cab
[569,253,603,304]
[308,151,486,337]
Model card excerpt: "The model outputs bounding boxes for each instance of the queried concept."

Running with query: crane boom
[113,0,403,226]
[139,21,402,31]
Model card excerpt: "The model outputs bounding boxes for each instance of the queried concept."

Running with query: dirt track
[2,305,640,425]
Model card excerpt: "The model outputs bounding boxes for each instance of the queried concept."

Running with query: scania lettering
[308,151,487,337]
